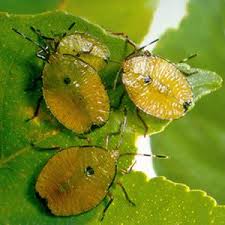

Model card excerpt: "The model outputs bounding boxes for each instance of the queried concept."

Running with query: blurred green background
[0,0,156,43]
[152,0,225,204]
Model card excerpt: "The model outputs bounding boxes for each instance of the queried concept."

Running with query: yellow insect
[57,32,110,71]
[122,51,193,120]
[34,112,167,220]
[113,37,195,134]
[12,23,110,133]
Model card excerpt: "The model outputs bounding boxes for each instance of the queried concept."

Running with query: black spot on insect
[85,166,95,176]
[104,58,109,64]
[144,75,152,84]
[64,77,71,85]
[183,100,192,112]
[75,52,81,57]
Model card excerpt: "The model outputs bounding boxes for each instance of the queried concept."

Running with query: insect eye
[85,166,95,176]
[183,100,192,112]
[64,77,71,85]
[144,76,152,84]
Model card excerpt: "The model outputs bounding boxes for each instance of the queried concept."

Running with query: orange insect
[34,111,167,220]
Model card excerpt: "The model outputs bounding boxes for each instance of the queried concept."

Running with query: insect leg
[116,108,127,149]
[25,96,43,122]
[120,160,136,175]
[176,63,198,76]
[76,135,91,144]
[104,108,127,149]
[136,108,148,137]
[30,27,54,60]
[104,120,123,149]
[73,45,94,58]
[117,181,136,206]
[113,67,123,90]
[25,75,42,92]
[30,143,62,151]
[101,192,114,221]
[113,89,126,111]
[31,133,90,152]
[110,32,137,50]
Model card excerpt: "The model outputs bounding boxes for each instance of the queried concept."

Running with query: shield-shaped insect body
[12,24,111,133]
[34,111,167,219]
[36,147,117,216]
[122,52,193,120]
[43,54,110,133]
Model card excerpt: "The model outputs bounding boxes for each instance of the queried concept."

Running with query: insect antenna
[179,53,197,63]
[139,38,159,51]
[30,26,54,41]
[118,152,168,159]
[108,59,121,64]
[12,28,49,54]
[114,108,168,160]
[136,108,148,137]
[62,22,76,37]
[68,22,76,31]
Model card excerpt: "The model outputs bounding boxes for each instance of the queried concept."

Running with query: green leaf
[0,0,158,43]
[59,0,158,43]
[103,172,225,225]
[0,11,164,225]
[0,0,60,14]
[152,0,225,203]
[0,10,222,224]
[177,63,223,103]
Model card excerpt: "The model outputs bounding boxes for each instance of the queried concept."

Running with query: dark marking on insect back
[183,100,192,112]
[85,166,95,176]
[144,75,152,84]
[63,77,71,85]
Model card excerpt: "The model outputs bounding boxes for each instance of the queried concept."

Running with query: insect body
[12,24,110,133]
[122,51,193,120]
[35,141,167,219]
[57,32,110,71]
[43,54,110,133]
[36,147,117,216]
[34,112,167,219]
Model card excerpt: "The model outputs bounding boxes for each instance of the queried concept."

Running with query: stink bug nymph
[12,23,110,133]
[122,51,194,120]
[113,37,195,135]
[34,112,167,220]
